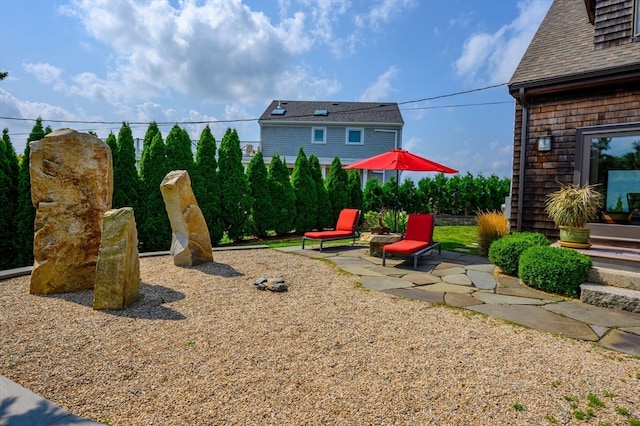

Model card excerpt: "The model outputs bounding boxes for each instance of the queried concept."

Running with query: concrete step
[580,283,640,314]
[587,267,640,291]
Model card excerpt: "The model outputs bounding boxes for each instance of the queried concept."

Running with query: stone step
[587,267,640,291]
[580,283,640,314]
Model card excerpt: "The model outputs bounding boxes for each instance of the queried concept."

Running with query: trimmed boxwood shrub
[488,232,550,275]
[518,246,592,298]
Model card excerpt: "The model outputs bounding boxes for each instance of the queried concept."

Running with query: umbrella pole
[394,170,399,233]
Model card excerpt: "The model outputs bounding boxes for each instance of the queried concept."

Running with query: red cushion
[403,214,434,242]
[383,239,430,255]
[335,209,360,231]
[304,230,354,239]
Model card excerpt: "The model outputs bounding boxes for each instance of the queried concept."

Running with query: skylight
[271,108,286,115]
[314,109,328,116]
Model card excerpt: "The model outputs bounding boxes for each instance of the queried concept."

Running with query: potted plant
[545,183,603,248]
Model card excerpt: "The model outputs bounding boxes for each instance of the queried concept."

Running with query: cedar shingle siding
[508,0,640,240]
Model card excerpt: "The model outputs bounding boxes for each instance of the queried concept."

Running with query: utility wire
[0,82,509,129]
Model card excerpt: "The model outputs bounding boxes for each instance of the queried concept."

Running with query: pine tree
[218,128,252,242]
[0,133,15,268]
[165,125,194,173]
[112,123,140,209]
[16,118,46,266]
[105,132,117,155]
[347,170,363,212]
[139,122,160,178]
[2,129,19,192]
[291,147,316,233]
[139,132,172,251]
[267,154,295,236]
[309,155,332,229]
[246,151,273,238]
[193,125,224,245]
[326,156,349,223]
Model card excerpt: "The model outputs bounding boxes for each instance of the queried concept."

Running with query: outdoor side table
[360,232,403,257]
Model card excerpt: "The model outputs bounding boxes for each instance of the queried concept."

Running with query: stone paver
[339,266,383,277]
[441,273,472,286]
[589,325,610,338]
[472,292,548,306]
[468,304,599,341]
[620,326,640,336]
[431,267,466,277]
[597,329,640,357]
[444,292,484,307]
[422,282,474,294]
[465,264,496,273]
[359,276,414,291]
[400,273,441,285]
[466,270,496,290]
[496,286,562,301]
[542,301,640,328]
[383,287,445,303]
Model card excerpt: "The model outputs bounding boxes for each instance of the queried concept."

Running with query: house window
[635,0,640,36]
[312,127,326,144]
[576,123,640,225]
[346,128,364,145]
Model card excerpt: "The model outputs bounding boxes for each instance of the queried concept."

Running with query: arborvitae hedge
[292,147,317,234]
[139,132,172,251]
[347,170,363,212]
[16,119,46,266]
[139,121,159,178]
[112,123,140,210]
[267,154,295,236]
[165,125,194,173]
[309,155,332,229]
[246,151,273,238]
[0,134,15,269]
[193,125,224,245]
[326,156,349,223]
[218,128,252,242]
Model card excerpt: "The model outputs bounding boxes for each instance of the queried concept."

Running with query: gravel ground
[1,249,639,425]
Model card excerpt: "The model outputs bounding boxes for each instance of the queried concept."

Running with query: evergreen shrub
[519,246,592,298]
[488,232,549,275]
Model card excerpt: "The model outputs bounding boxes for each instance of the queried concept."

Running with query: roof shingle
[258,100,404,125]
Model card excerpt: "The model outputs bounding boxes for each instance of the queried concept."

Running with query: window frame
[345,128,364,145]
[311,127,327,144]
[635,0,640,37]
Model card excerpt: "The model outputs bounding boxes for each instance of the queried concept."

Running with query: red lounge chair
[302,209,361,252]
[382,213,441,269]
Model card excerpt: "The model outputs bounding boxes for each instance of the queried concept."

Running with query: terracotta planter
[558,226,591,249]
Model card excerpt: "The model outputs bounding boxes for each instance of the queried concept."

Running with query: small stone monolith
[29,129,113,294]
[160,170,213,266]
[94,208,141,310]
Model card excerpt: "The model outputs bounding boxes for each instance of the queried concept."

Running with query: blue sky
[0,0,552,178]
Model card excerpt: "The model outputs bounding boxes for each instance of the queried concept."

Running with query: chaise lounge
[301,208,361,252]
[382,213,441,269]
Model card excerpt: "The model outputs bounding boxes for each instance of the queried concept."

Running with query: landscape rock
[160,170,213,266]
[29,129,113,294]
[94,208,141,310]
[254,277,288,292]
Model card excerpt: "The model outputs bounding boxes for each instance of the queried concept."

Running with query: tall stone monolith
[160,170,213,266]
[94,208,140,310]
[29,129,113,294]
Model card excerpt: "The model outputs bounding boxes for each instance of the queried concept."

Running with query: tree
[267,154,295,236]
[246,151,273,237]
[326,156,349,223]
[291,147,316,233]
[363,178,385,213]
[193,125,224,245]
[0,71,7,80]
[2,129,19,200]
[0,133,15,268]
[218,128,252,242]
[16,119,48,265]
[139,132,172,251]
[398,178,419,213]
[309,155,332,229]
[112,123,140,210]
[165,125,194,173]
[347,170,363,212]
[105,132,117,155]
[139,121,160,178]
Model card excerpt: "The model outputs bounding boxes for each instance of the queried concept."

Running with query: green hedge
[519,246,592,298]
[488,232,550,275]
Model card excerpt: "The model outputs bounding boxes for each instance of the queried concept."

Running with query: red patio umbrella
[344,148,458,231]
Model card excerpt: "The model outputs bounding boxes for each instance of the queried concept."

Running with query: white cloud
[23,63,63,86]
[454,0,552,85]
[359,66,399,102]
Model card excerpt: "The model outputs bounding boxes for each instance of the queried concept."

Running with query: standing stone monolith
[160,170,213,266]
[94,208,140,310]
[29,129,113,294]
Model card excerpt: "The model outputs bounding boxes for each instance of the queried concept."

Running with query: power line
[0,82,509,129]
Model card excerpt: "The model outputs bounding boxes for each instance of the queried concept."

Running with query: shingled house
[508,0,640,246]
[257,100,404,184]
